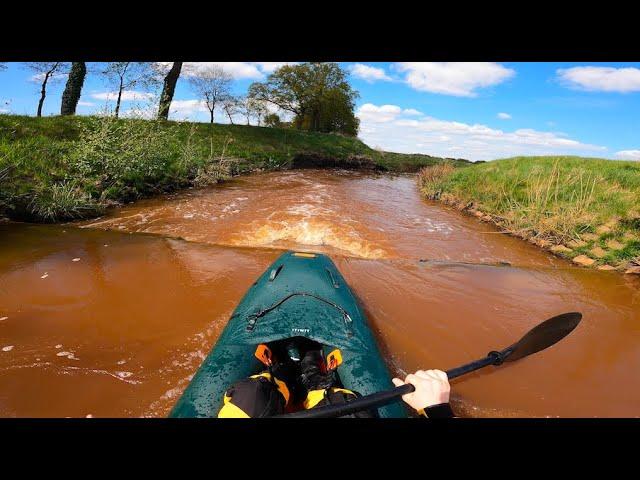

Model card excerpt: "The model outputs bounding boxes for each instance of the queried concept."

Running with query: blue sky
[1,62,639,161]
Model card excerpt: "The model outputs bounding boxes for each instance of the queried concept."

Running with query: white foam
[56,351,79,360]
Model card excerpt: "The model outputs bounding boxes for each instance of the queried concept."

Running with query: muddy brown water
[1,170,639,417]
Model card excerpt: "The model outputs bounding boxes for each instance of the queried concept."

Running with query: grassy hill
[419,156,640,271]
[0,114,468,222]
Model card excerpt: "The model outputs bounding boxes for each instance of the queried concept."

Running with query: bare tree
[234,95,269,126]
[60,62,87,115]
[235,96,252,125]
[187,65,233,124]
[157,62,183,120]
[222,95,241,124]
[248,96,268,126]
[102,62,157,118]
[25,62,67,117]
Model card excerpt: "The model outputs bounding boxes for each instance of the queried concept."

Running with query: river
[1,170,639,417]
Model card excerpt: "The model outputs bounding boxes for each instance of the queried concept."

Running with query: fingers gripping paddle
[277,312,582,418]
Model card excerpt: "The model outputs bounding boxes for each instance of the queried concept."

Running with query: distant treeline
[1,62,360,136]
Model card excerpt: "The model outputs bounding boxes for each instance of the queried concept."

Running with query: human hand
[392,369,450,411]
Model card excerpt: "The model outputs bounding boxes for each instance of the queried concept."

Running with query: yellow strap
[250,372,291,405]
[304,387,355,409]
[218,395,250,418]
[326,349,343,370]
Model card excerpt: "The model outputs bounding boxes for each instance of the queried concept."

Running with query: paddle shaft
[274,312,582,418]
[280,352,500,418]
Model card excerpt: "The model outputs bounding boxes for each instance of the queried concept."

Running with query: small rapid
[1,169,639,417]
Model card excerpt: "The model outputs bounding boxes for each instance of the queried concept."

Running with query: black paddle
[276,311,582,418]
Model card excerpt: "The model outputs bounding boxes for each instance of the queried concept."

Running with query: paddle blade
[503,312,582,362]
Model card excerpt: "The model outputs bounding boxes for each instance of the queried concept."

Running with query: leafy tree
[101,62,157,118]
[25,62,67,117]
[187,64,233,124]
[60,62,87,115]
[317,88,360,136]
[248,62,359,135]
[157,62,183,120]
[264,113,281,128]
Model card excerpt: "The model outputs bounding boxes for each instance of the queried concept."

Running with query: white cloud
[181,62,299,80]
[497,112,512,120]
[77,101,95,107]
[394,62,515,97]
[356,104,424,123]
[616,150,640,161]
[182,62,262,80]
[30,72,68,83]
[557,66,640,93]
[90,90,155,102]
[357,103,606,161]
[357,104,403,123]
[0,108,9,114]
[255,62,298,73]
[168,99,209,120]
[349,63,392,83]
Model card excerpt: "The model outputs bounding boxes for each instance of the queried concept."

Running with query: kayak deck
[169,251,407,418]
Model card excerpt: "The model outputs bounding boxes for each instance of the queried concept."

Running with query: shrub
[29,181,103,222]
[264,113,282,128]
[67,115,180,200]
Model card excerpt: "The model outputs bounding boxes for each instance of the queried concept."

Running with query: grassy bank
[0,114,466,223]
[419,156,640,272]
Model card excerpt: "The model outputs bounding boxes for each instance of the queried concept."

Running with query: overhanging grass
[0,114,463,222]
[418,156,640,270]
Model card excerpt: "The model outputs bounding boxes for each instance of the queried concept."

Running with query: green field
[419,156,640,271]
[0,114,467,222]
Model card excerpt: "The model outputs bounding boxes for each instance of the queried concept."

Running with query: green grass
[418,156,640,270]
[0,114,462,222]
[371,151,471,172]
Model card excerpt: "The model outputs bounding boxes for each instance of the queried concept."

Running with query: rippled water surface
[1,170,639,417]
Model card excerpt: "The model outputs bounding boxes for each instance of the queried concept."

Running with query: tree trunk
[226,107,234,124]
[209,107,214,124]
[157,61,183,120]
[36,72,50,117]
[60,62,86,115]
[114,79,124,118]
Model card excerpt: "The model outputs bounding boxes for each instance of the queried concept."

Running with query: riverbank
[418,157,640,273]
[0,114,470,223]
